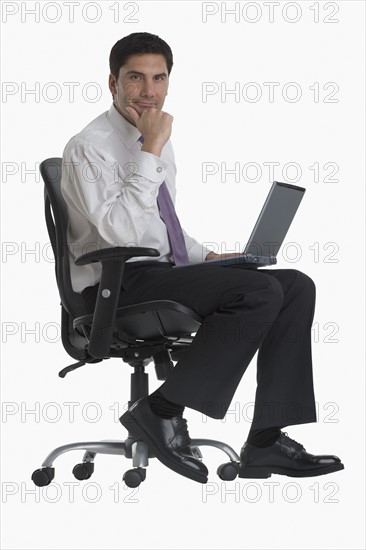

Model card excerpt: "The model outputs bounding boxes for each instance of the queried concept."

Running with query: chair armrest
[75,246,159,265]
[75,246,159,359]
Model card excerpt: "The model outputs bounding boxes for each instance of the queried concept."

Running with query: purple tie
[138,135,189,265]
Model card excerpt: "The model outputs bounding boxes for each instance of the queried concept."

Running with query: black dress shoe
[120,396,208,484]
[239,431,344,478]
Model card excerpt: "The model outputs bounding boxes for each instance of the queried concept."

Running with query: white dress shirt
[61,104,213,293]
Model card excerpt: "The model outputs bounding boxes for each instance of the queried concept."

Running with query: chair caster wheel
[72,462,94,480]
[31,467,55,487]
[123,467,146,488]
[217,462,239,481]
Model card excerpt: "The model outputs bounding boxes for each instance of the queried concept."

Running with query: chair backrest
[41,158,87,319]
[40,157,199,366]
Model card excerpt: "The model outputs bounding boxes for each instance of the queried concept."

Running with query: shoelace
[280,431,305,453]
[175,416,191,446]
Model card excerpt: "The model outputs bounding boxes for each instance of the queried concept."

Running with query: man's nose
[140,79,155,98]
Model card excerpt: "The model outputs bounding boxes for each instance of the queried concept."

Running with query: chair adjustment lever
[58,360,86,378]
[58,358,102,378]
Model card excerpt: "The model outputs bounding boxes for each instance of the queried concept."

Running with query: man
[61,32,344,484]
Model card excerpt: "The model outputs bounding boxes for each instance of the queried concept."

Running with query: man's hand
[126,105,173,157]
[205,251,241,261]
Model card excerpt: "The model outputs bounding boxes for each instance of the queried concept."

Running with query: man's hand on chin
[205,251,241,261]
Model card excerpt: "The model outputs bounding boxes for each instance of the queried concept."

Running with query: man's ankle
[148,389,185,419]
[247,427,282,447]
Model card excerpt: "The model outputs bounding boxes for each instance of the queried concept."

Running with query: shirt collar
[107,103,141,149]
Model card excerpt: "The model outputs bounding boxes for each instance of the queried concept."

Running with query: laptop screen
[244,181,305,257]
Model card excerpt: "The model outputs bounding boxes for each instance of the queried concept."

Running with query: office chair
[31,158,240,488]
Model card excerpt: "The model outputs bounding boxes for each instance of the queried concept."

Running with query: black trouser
[82,261,317,431]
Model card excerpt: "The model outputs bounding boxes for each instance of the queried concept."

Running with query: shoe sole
[239,463,344,478]
[120,411,208,484]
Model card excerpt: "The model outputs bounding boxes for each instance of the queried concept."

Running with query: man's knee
[289,269,316,298]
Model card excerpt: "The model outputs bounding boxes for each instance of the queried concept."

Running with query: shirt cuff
[187,242,214,264]
[134,150,169,183]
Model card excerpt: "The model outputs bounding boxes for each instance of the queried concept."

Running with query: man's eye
[130,75,141,80]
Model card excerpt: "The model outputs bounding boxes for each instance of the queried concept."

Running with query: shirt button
[156,166,162,173]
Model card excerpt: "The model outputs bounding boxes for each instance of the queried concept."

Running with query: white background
[1,1,365,549]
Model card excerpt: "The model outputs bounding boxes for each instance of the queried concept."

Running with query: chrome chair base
[32,437,240,488]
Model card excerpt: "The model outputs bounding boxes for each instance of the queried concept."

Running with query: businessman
[61,32,344,483]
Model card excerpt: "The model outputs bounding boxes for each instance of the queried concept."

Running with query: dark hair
[109,32,173,79]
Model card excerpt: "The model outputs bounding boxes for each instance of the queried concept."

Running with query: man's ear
[109,73,117,98]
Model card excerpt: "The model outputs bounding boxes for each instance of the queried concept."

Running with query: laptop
[173,181,306,269]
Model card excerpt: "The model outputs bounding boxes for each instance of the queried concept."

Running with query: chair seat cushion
[73,300,202,341]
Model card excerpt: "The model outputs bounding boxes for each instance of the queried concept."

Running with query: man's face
[109,53,169,126]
